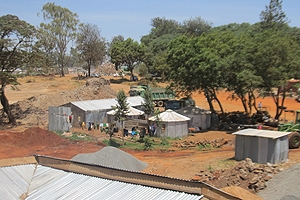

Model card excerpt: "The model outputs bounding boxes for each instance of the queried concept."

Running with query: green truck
[129,85,175,107]
[278,110,300,149]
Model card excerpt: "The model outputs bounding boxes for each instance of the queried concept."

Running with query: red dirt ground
[2,74,300,200]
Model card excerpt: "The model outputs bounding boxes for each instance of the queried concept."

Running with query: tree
[260,0,289,30]
[224,32,264,115]
[141,87,154,118]
[76,23,106,76]
[108,35,124,71]
[109,38,144,76]
[167,33,230,115]
[38,2,79,77]
[252,30,300,119]
[182,16,212,37]
[112,89,129,144]
[0,15,35,124]
[112,89,129,122]
[150,17,181,38]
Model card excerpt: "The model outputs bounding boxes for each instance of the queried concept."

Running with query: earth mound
[0,127,104,159]
[1,77,116,128]
[72,146,148,171]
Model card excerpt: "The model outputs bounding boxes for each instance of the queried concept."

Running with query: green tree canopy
[112,89,130,123]
[260,0,289,30]
[109,38,144,76]
[0,14,36,124]
[141,87,154,117]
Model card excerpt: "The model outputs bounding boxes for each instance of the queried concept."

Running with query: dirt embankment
[1,77,116,129]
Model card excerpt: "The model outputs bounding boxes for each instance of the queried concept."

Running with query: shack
[233,128,290,164]
[59,96,144,128]
[148,109,190,138]
[107,106,145,129]
[175,106,211,131]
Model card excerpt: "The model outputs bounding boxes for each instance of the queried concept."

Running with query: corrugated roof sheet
[70,96,144,111]
[107,106,144,116]
[233,128,291,139]
[148,109,190,122]
[0,164,203,200]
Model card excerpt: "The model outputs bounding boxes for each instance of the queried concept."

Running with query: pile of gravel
[257,163,300,200]
[71,146,148,172]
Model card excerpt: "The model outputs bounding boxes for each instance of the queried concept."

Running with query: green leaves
[109,38,143,75]
[112,89,130,123]
[141,86,154,116]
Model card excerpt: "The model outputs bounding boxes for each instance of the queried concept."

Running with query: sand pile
[72,146,148,172]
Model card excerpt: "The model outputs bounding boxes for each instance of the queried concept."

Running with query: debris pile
[191,158,284,193]
[96,63,118,76]
[173,138,233,149]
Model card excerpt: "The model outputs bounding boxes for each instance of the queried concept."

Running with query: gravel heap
[257,163,300,200]
[71,146,148,172]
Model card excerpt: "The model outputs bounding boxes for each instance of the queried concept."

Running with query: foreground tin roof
[69,96,144,111]
[0,164,201,200]
[0,156,241,200]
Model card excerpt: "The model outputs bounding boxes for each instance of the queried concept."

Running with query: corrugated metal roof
[0,164,36,200]
[148,109,190,122]
[0,164,202,200]
[107,106,144,116]
[233,128,291,139]
[70,96,144,111]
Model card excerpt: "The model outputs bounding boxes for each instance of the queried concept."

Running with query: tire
[289,132,300,149]
[157,101,164,107]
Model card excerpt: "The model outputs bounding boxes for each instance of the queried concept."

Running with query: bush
[143,136,153,150]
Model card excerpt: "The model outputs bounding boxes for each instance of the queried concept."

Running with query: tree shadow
[109,78,132,84]
[108,138,121,148]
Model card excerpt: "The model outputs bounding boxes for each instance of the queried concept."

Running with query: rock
[254,181,266,191]
[239,168,247,174]
[250,176,259,184]
[239,174,248,180]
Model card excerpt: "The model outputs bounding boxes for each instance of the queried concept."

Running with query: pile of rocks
[192,158,284,193]
[96,63,117,76]
[173,138,234,149]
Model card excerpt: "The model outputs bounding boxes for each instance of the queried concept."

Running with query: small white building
[233,128,290,164]
[148,109,190,138]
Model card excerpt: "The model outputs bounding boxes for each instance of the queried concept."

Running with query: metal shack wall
[158,121,188,138]
[186,114,211,131]
[48,106,72,132]
[61,103,86,128]
[235,135,289,164]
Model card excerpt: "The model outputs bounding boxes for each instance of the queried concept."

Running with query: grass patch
[198,143,212,151]
[55,131,94,142]
[101,136,177,151]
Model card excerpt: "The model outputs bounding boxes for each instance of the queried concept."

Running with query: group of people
[123,126,155,138]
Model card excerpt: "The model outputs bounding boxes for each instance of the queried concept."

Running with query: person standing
[258,102,262,110]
